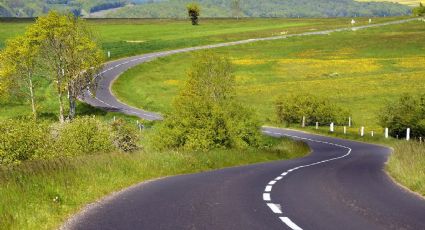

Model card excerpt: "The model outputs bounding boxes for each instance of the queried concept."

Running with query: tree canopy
[151,51,262,151]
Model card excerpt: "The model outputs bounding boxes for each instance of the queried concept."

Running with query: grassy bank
[113,20,425,129]
[0,137,309,230]
[387,142,425,196]
[1,17,406,120]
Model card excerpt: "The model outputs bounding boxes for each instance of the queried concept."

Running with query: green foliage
[150,52,262,151]
[54,116,114,156]
[276,94,350,126]
[24,11,105,121]
[379,94,425,138]
[186,3,200,25]
[0,119,52,164]
[0,116,141,165]
[111,118,140,152]
[413,3,425,16]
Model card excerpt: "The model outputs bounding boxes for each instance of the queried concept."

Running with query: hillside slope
[105,0,411,18]
[0,0,412,18]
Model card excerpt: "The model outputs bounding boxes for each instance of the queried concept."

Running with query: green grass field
[0,17,408,120]
[113,20,425,130]
[0,137,309,229]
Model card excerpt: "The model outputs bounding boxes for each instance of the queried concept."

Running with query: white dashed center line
[262,130,352,230]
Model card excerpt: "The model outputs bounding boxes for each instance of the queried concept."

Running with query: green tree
[0,34,41,119]
[27,11,104,122]
[276,94,350,126]
[186,3,200,25]
[379,94,425,138]
[151,51,261,151]
[413,3,425,16]
[231,0,242,19]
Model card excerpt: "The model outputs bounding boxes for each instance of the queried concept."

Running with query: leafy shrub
[276,94,350,126]
[0,119,52,164]
[413,3,425,16]
[111,119,140,152]
[149,52,261,151]
[54,117,114,156]
[379,94,425,138]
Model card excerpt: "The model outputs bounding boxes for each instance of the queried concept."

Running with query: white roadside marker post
[371,131,374,137]
[348,117,352,127]
[330,122,334,132]
[343,126,347,135]
[406,128,410,141]
[420,137,422,143]
[385,128,389,139]
[108,51,111,59]
[360,126,365,137]
[302,116,306,128]
[316,122,319,130]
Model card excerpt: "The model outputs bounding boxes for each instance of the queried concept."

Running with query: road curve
[82,18,420,120]
[63,128,425,230]
[72,18,425,230]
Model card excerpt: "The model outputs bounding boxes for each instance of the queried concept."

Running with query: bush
[149,52,262,151]
[0,119,52,164]
[276,94,350,126]
[379,94,425,138]
[54,117,114,156]
[111,119,140,152]
[0,117,142,165]
[413,3,425,16]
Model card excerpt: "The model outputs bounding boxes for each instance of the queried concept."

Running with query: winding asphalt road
[71,18,425,230]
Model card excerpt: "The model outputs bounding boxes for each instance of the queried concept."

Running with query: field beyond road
[112,19,425,129]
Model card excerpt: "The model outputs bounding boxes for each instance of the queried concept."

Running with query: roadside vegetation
[387,141,425,196]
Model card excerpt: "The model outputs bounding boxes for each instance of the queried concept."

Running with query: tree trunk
[57,72,65,123]
[68,82,76,120]
[28,74,37,120]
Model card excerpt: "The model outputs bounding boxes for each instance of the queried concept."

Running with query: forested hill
[0,0,412,18]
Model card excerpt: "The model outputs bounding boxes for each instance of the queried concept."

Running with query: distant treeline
[0,0,413,18]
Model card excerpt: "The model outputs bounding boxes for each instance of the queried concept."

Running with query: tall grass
[0,137,309,230]
[387,142,425,196]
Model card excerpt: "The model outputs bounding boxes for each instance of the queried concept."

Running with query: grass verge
[387,142,425,197]
[0,137,309,230]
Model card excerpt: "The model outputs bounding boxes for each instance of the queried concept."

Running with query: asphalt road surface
[64,128,425,230]
[72,18,425,230]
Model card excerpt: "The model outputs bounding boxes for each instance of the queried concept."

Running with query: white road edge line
[262,130,352,230]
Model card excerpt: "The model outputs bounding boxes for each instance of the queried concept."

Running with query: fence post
[360,126,365,137]
[406,128,410,141]
[330,122,334,132]
[302,116,306,128]
[316,122,319,130]
[385,128,389,139]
